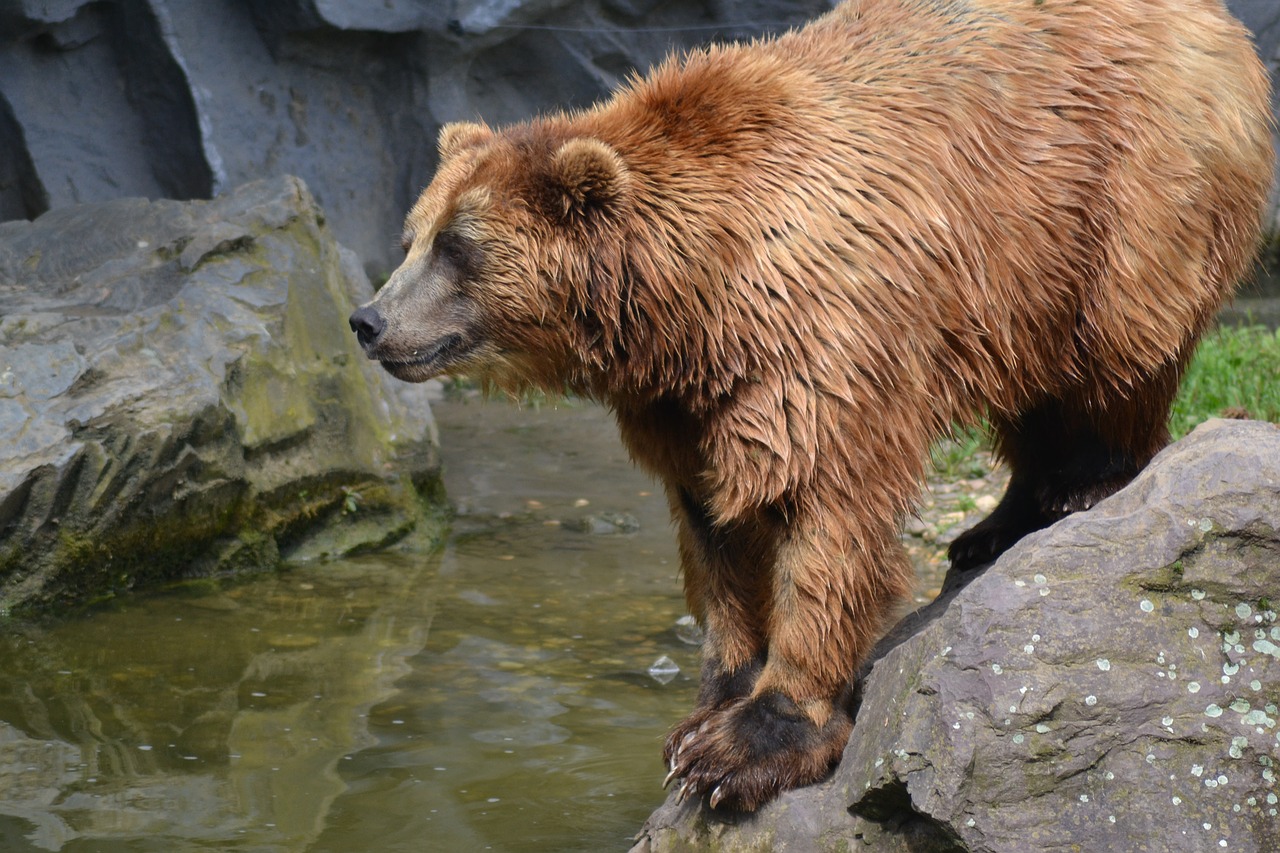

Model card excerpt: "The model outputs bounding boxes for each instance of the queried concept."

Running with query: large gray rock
[634,419,1280,852]
[0,175,441,616]
[0,0,836,276]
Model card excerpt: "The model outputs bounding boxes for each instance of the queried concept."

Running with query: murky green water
[0,396,699,852]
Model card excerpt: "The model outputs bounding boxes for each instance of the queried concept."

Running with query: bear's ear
[549,137,630,217]
[438,121,493,161]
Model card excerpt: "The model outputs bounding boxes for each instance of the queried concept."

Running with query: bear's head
[349,119,633,392]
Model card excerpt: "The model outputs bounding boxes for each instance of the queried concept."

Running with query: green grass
[924,323,1280,479]
[1170,324,1280,439]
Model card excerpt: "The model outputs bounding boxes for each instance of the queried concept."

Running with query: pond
[0,392,955,852]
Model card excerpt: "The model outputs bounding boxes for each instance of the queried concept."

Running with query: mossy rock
[0,176,443,616]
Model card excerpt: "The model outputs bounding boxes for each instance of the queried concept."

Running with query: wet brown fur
[353,0,1273,811]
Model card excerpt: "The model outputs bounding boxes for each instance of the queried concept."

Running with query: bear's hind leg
[949,371,1177,571]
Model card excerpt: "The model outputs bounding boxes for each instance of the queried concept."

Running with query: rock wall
[0,0,835,277]
[0,175,441,615]
[6,1,1270,278]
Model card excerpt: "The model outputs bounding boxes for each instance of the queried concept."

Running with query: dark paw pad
[663,691,851,812]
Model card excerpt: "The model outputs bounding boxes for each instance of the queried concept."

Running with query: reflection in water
[0,397,700,852]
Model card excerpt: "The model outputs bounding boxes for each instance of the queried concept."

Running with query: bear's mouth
[380,333,470,381]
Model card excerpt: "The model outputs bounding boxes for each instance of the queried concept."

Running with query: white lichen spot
[952,722,961,730]
[1141,599,1154,613]
[1080,794,1089,803]
[991,664,1003,675]
[1009,705,1017,713]
[1273,627,1280,640]
[1224,662,1240,676]
[1192,764,1204,777]
[1229,737,1248,759]
[1033,574,1047,585]
[1020,685,1029,695]
[1015,579,1026,587]
[1230,699,1251,714]
[942,646,952,656]
[1218,775,1228,786]
[1224,631,1242,646]
[1097,659,1111,672]
[1198,517,1213,533]
[1105,771,1115,781]
[1173,796,1183,805]
[1035,723,1050,734]
[1024,644,1035,654]
[1189,627,1200,639]
[1158,652,1167,665]
[1219,841,1228,848]
[1189,682,1202,694]
[1040,588,1050,597]
[1267,793,1278,806]
[1206,779,1219,788]
[1085,695,1098,706]
[1250,680,1262,691]
[966,818,976,827]
[1251,639,1280,658]
[1032,634,1041,642]
[1205,704,1224,718]
[1109,815,1116,824]
[1192,589,1207,601]
[1236,603,1253,620]
[1162,716,1175,727]
[1013,733,1025,744]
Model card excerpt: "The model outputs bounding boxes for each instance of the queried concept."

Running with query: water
[0,392,961,852]
[0,395,698,852]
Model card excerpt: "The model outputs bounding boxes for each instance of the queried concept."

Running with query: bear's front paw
[662,691,851,812]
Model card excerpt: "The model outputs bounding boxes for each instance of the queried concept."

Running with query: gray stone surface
[0,0,838,275]
[0,175,441,615]
[2,1,1275,273]
[634,419,1280,852]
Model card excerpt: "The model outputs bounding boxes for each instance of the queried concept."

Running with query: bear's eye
[399,232,413,254]
[433,230,479,275]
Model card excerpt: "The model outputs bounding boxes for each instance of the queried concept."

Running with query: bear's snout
[349,305,386,353]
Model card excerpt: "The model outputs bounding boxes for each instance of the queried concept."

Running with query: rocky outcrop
[634,419,1280,852]
[0,0,835,276]
[0,175,441,616]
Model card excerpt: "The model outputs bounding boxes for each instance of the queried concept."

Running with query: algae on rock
[0,176,442,615]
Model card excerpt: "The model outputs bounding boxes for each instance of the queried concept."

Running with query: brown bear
[350,0,1273,811]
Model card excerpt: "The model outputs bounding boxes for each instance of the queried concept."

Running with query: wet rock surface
[634,419,1280,852]
[0,175,441,615]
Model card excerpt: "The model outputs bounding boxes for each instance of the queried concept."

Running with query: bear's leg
[662,487,771,771]
[949,366,1179,571]
[665,511,912,811]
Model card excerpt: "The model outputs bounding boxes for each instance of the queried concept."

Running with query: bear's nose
[349,306,386,350]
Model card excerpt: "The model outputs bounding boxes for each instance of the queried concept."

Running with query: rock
[633,419,1280,852]
[1,1,1276,272]
[0,0,863,276]
[0,175,441,616]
